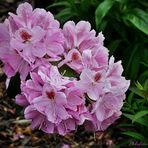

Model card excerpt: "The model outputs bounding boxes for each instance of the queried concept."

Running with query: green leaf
[47,1,69,9]
[123,113,148,126]
[135,81,144,90]
[117,123,134,127]
[95,0,115,30]
[132,110,148,123]
[144,79,148,91]
[55,8,75,23]
[127,92,134,104]
[139,71,148,83]
[108,39,121,55]
[124,8,148,35]
[80,0,91,12]
[122,131,146,141]
[130,87,144,98]
[59,65,78,78]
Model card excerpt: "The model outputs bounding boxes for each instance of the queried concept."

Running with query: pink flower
[0,2,64,80]
[10,26,46,64]
[25,105,77,135]
[85,93,124,131]
[58,49,83,73]
[38,65,72,90]
[8,2,59,29]
[65,87,91,125]
[59,21,109,72]
[2,2,130,135]
[77,68,105,101]
[8,2,64,61]
[0,23,31,79]
[33,84,71,123]
[25,105,55,133]
[105,56,130,94]
[44,28,64,61]
[16,65,89,135]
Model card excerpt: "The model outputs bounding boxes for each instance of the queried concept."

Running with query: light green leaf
[122,131,146,141]
[132,110,148,123]
[95,0,115,30]
[135,81,144,90]
[124,8,148,35]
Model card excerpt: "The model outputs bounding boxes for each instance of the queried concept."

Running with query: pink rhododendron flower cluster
[0,3,130,135]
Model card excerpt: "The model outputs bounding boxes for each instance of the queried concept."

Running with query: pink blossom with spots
[0,2,130,135]
[16,65,90,135]
[0,2,64,80]
[58,21,109,73]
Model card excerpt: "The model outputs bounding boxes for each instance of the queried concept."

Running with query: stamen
[71,52,79,61]
[94,73,101,82]
[46,91,55,100]
[20,31,32,41]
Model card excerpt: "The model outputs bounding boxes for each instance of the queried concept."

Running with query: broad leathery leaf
[122,131,146,141]
[95,0,115,30]
[132,110,148,123]
[124,8,148,35]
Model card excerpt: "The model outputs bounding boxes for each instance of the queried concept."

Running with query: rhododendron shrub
[0,2,130,135]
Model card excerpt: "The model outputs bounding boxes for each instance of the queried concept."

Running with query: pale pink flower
[8,2,64,61]
[59,21,109,72]
[104,56,130,94]
[0,2,64,79]
[2,2,130,135]
[25,105,77,135]
[85,93,124,131]
[65,87,91,125]
[58,49,83,73]
[8,2,59,29]
[16,65,88,135]
[38,65,72,90]
[0,23,31,79]
[10,26,46,64]
[77,68,105,101]
[25,105,55,133]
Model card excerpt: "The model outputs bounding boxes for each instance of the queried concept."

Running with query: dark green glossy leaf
[124,8,148,35]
